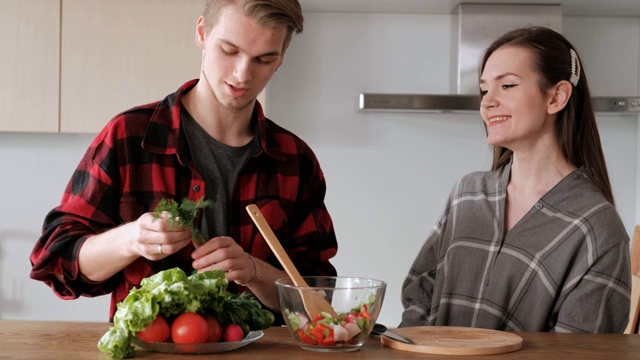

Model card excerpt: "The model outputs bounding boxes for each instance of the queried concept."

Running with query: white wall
[1,12,638,327]
[0,133,110,320]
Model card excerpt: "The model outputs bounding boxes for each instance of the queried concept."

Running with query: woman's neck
[509,150,577,197]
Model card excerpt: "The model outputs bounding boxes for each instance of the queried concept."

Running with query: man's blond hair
[202,0,303,50]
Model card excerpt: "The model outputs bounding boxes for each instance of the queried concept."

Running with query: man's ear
[195,16,206,49]
[547,80,573,115]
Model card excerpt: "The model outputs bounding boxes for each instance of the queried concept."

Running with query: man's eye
[480,89,488,96]
[221,47,237,55]
[256,57,276,65]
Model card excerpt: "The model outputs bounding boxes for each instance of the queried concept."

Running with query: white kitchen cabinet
[0,0,60,133]
[60,0,205,133]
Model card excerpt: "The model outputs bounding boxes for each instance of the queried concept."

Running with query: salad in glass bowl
[275,276,386,352]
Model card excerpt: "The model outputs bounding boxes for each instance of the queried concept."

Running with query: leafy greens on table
[97,268,274,359]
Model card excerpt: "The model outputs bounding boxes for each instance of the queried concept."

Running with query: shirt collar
[142,79,285,162]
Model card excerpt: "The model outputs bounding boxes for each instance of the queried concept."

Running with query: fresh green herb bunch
[152,197,213,246]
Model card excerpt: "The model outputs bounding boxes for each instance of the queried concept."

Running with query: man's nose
[233,58,252,83]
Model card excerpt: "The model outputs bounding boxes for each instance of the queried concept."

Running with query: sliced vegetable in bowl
[276,276,386,352]
[286,301,373,348]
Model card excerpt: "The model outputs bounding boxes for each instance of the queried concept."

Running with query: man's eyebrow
[219,39,281,57]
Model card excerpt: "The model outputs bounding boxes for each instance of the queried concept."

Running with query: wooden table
[2,320,640,359]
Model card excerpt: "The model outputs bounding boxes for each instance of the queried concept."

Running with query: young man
[30,0,337,323]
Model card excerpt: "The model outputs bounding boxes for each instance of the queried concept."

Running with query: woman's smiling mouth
[489,115,510,123]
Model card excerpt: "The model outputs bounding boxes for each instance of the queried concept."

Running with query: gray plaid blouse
[401,163,631,333]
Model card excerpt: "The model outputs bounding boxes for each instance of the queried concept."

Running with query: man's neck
[181,83,255,147]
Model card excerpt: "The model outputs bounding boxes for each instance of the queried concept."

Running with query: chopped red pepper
[296,329,317,345]
[322,336,336,346]
[359,310,372,320]
[310,323,330,340]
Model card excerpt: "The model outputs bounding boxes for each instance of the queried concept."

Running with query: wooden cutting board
[380,326,523,355]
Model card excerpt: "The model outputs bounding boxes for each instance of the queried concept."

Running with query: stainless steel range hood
[359,4,640,114]
[359,93,640,114]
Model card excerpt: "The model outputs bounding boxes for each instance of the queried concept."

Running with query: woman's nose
[481,91,497,109]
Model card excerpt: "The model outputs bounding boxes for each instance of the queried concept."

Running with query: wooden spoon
[246,204,336,317]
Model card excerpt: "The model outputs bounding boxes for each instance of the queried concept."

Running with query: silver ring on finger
[158,244,164,255]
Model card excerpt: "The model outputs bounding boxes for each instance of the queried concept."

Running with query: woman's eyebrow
[479,72,520,84]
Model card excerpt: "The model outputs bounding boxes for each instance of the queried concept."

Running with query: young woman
[400,27,630,333]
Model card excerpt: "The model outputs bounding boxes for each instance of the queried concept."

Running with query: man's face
[196,6,287,112]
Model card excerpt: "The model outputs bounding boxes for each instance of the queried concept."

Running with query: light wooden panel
[631,226,640,276]
[0,0,60,133]
[60,0,205,133]
[625,225,640,334]
[625,275,640,334]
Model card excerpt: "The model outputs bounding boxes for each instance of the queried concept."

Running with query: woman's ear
[547,80,573,115]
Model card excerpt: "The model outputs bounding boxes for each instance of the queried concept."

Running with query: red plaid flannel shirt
[30,80,337,321]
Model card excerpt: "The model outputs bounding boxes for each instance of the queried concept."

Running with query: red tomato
[171,312,208,344]
[136,315,170,342]
[204,314,223,343]
[224,324,245,342]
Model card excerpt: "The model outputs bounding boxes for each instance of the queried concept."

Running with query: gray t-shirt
[181,106,259,239]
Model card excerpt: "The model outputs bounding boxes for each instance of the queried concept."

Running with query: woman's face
[479,46,556,153]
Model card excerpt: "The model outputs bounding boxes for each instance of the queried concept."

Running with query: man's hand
[129,211,193,260]
[191,236,256,286]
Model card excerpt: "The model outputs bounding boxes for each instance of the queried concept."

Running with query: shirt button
[572,173,580,180]
[535,203,543,210]
[193,185,201,192]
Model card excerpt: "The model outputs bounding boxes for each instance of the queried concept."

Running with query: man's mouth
[227,83,249,97]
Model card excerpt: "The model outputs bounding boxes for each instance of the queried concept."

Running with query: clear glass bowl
[275,276,386,352]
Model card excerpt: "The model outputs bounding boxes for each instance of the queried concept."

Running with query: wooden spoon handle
[246,204,307,287]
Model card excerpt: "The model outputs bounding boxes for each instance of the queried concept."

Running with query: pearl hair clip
[569,48,580,87]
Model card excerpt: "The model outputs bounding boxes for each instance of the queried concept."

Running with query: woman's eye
[501,84,518,90]
[480,89,488,96]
